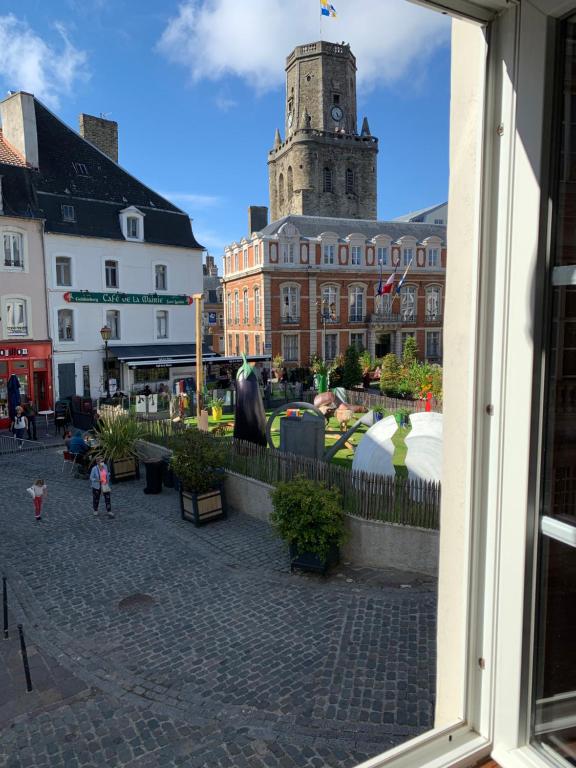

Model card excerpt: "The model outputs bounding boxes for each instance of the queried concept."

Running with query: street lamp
[100,324,112,399]
[318,299,336,364]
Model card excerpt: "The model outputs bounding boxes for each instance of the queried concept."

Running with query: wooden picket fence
[223,439,440,530]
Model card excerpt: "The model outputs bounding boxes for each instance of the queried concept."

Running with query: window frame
[106,309,121,341]
[2,230,25,271]
[323,244,336,265]
[2,295,30,338]
[57,308,75,342]
[155,264,168,292]
[155,310,169,340]
[254,286,261,323]
[281,283,300,323]
[104,259,119,289]
[55,255,73,287]
[282,333,299,362]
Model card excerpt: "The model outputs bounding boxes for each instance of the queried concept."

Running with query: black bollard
[3,576,7,639]
[17,624,33,692]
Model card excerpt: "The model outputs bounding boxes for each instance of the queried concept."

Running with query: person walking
[11,406,28,448]
[90,457,114,518]
[27,479,47,521]
[24,401,38,441]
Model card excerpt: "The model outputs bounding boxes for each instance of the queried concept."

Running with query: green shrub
[380,353,400,395]
[402,336,419,367]
[270,477,346,560]
[342,345,363,389]
[93,413,147,462]
[170,428,227,493]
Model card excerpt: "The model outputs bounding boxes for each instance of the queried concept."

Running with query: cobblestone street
[0,447,437,768]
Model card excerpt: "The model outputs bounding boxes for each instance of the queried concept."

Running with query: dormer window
[61,205,76,222]
[127,217,139,238]
[119,206,145,242]
[72,162,89,176]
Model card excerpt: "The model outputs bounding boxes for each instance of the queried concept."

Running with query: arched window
[234,291,239,323]
[254,287,261,323]
[345,168,355,194]
[400,285,416,321]
[3,232,24,268]
[226,292,232,322]
[287,166,293,199]
[320,285,338,322]
[278,173,285,210]
[426,286,441,320]
[349,285,365,322]
[243,289,249,322]
[323,167,333,193]
[281,285,300,322]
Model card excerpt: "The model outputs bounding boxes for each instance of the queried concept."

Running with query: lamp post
[318,299,337,364]
[100,324,112,399]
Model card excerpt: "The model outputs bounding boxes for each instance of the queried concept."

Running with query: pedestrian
[11,406,28,448]
[27,479,47,522]
[24,401,38,441]
[90,456,114,518]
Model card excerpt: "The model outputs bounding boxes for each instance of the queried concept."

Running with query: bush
[170,428,227,493]
[402,336,419,367]
[270,477,346,560]
[93,413,147,463]
[342,345,363,389]
[380,353,400,395]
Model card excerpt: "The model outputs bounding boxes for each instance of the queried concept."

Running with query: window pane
[56,257,71,286]
[58,309,74,341]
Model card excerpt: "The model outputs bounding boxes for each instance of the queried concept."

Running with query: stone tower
[268,41,378,221]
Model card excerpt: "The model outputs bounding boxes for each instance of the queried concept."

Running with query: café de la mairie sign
[63,292,194,306]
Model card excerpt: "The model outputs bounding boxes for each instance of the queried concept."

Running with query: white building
[0,93,204,399]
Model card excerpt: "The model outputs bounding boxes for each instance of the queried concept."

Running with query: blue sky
[0,0,451,265]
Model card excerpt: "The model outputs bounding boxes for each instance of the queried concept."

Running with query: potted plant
[207,395,225,421]
[310,355,329,393]
[272,353,284,380]
[371,404,388,422]
[170,428,227,526]
[91,412,145,483]
[270,477,346,574]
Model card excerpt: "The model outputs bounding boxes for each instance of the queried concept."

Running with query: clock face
[331,105,344,122]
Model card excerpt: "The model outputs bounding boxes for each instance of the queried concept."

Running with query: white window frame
[351,245,362,266]
[282,333,299,362]
[428,248,440,267]
[254,287,261,323]
[321,284,339,322]
[234,291,239,324]
[226,292,232,323]
[120,206,145,242]
[282,243,295,264]
[425,286,442,321]
[156,310,168,340]
[281,284,300,322]
[324,332,338,362]
[425,330,441,359]
[377,246,389,266]
[154,264,168,291]
[104,260,119,289]
[55,256,73,287]
[350,331,365,351]
[2,295,30,338]
[402,247,414,267]
[323,244,335,265]
[106,309,120,340]
[348,284,366,322]
[1,229,26,271]
[400,285,416,321]
[57,308,75,342]
[243,289,249,323]
[254,242,260,264]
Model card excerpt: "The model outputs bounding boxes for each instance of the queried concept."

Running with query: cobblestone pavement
[0,448,437,768]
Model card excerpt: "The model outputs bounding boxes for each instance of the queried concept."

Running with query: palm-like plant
[92,413,148,463]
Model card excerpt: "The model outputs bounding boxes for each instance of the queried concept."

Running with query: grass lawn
[177,410,410,474]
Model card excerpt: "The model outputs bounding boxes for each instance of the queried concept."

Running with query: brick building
[223,40,447,367]
[202,254,224,354]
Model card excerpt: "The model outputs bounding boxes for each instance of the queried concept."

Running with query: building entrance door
[375,333,391,358]
[58,363,76,398]
[33,371,49,410]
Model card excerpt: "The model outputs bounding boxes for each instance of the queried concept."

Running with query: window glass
[400,285,416,321]
[155,265,167,291]
[105,260,118,288]
[324,332,337,361]
[377,246,388,265]
[349,286,365,321]
[282,286,299,321]
[127,217,139,238]
[106,310,120,340]
[426,287,441,320]
[321,286,338,321]
[56,256,72,287]
[403,247,413,267]
[351,246,362,266]
[532,16,576,762]
[234,291,239,323]
[254,287,261,322]
[156,310,168,339]
[426,331,441,360]
[244,334,249,353]
[428,248,439,267]
[5,299,28,336]
[3,233,23,268]
[283,335,298,361]
[351,332,364,350]
[323,245,335,265]
[61,205,76,222]
[243,289,249,322]
[255,334,261,354]
[58,309,74,341]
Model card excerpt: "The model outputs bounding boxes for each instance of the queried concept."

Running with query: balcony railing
[370,312,416,324]
[7,325,28,336]
[281,315,300,324]
[348,314,369,323]
[425,312,443,324]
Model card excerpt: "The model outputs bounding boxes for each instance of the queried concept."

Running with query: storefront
[0,341,53,429]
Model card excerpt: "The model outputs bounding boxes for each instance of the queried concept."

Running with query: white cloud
[157,0,450,93]
[0,15,88,109]
[161,191,222,208]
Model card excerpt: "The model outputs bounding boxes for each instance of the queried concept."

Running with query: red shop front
[0,341,53,429]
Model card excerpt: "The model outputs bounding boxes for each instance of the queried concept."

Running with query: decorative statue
[234,354,267,446]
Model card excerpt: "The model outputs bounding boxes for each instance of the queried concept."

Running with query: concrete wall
[224,470,439,576]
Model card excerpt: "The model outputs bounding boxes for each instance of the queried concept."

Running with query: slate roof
[258,215,446,245]
[0,162,41,219]
[0,99,203,249]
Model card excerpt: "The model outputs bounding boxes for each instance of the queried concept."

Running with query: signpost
[192,294,204,420]
[63,292,193,306]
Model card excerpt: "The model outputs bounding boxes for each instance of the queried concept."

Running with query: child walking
[90,457,114,518]
[28,479,47,521]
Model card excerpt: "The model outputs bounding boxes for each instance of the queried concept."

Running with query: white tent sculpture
[352,414,398,478]
[405,412,443,485]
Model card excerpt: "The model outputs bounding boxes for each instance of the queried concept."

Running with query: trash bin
[143,459,163,495]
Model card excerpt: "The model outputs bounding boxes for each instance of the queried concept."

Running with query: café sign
[63,291,193,306]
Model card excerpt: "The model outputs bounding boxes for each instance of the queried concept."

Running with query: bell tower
[268,41,378,221]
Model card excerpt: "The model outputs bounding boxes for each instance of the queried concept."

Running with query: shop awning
[108,343,211,362]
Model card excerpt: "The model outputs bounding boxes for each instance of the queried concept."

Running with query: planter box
[110,456,140,484]
[289,542,339,575]
[180,485,227,526]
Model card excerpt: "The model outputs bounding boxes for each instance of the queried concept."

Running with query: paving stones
[0,448,437,767]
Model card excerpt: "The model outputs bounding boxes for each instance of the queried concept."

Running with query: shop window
[58,309,74,341]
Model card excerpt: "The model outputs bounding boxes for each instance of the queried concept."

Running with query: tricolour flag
[320,0,337,17]
[379,268,397,295]
[395,257,414,294]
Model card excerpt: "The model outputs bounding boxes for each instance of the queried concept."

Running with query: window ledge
[492,745,560,768]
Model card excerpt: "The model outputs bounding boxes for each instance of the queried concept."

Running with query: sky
[0,0,451,265]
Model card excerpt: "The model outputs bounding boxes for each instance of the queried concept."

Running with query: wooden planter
[110,456,140,484]
[289,542,339,575]
[180,485,226,526]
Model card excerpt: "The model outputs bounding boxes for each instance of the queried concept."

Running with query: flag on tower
[320,0,337,17]
[395,257,414,294]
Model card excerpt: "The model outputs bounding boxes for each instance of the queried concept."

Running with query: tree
[402,336,419,367]
[342,345,363,389]
[379,353,400,395]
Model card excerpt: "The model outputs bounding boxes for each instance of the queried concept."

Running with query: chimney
[0,92,38,168]
[79,113,118,163]
[248,206,268,234]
